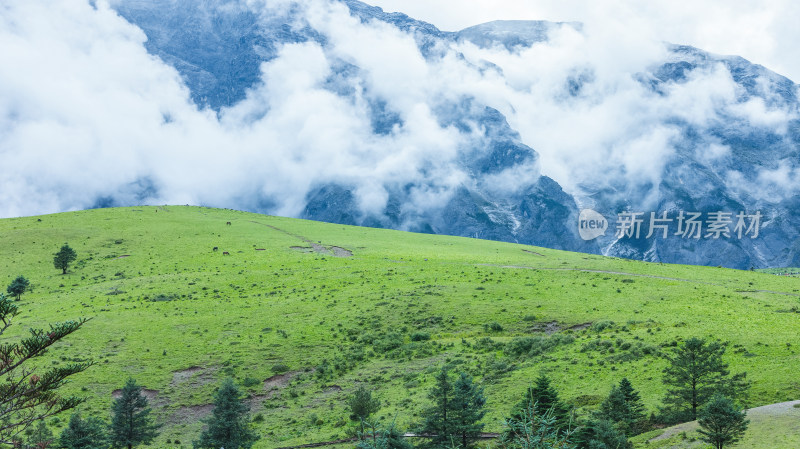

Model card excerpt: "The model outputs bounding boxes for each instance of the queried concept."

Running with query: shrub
[410,331,431,342]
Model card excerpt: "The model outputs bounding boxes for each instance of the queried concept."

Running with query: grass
[1,206,799,448]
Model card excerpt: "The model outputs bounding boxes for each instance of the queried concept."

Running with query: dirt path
[650,400,800,442]
[249,221,353,258]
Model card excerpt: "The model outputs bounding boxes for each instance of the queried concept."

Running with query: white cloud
[0,0,797,222]
[371,0,800,83]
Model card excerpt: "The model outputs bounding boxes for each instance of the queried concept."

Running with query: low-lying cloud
[0,0,797,221]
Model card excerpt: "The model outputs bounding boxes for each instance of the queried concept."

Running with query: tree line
[349,336,750,449]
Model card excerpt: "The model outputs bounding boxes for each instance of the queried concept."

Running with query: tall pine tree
[194,378,259,449]
[662,338,749,421]
[110,378,159,449]
[450,372,486,449]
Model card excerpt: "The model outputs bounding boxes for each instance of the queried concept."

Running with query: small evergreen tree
[349,385,381,437]
[509,375,572,434]
[499,401,576,449]
[194,378,259,449]
[697,395,748,449]
[420,367,486,449]
[595,379,646,435]
[356,419,412,449]
[27,420,54,449]
[53,244,77,275]
[59,412,109,449]
[617,378,646,427]
[6,275,30,301]
[572,419,629,449]
[110,378,159,449]
[662,338,749,422]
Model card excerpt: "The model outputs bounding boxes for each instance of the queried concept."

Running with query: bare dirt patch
[330,247,353,257]
[170,366,216,389]
[264,371,300,391]
[169,404,214,425]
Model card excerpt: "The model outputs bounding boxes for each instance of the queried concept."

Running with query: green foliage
[194,378,258,449]
[498,402,576,449]
[697,394,749,449]
[572,419,630,449]
[0,293,91,445]
[110,378,159,449]
[53,244,77,275]
[349,385,381,436]
[6,275,30,301]
[59,412,109,449]
[420,367,486,449]
[661,338,750,422]
[356,420,413,449]
[411,332,431,342]
[594,379,646,435]
[27,420,54,448]
[508,375,572,436]
[507,335,574,358]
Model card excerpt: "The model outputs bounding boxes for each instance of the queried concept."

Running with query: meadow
[0,206,798,448]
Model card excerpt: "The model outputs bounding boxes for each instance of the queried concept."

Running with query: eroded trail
[250,221,353,257]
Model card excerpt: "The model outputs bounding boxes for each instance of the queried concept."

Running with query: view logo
[579,209,608,241]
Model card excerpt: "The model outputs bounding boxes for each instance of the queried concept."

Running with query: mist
[0,0,796,221]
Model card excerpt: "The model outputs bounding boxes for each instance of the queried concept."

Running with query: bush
[484,322,504,332]
[591,321,616,332]
[271,364,290,374]
[507,334,575,357]
[410,331,431,342]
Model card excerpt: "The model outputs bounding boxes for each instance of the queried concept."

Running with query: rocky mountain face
[111,0,800,268]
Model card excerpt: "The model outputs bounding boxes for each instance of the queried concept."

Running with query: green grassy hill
[1,206,798,448]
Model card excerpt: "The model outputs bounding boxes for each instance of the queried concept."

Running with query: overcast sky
[371,0,800,82]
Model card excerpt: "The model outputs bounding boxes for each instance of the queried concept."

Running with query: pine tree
[420,367,486,449]
[349,385,381,437]
[572,418,630,449]
[194,378,259,449]
[27,420,54,449]
[662,338,749,421]
[509,375,572,434]
[697,395,748,449]
[110,378,159,449]
[499,401,576,449]
[596,379,646,435]
[420,367,454,448]
[53,244,77,275]
[450,372,486,449]
[0,293,91,445]
[59,412,109,449]
[6,275,30,301]
[617,378,645,425]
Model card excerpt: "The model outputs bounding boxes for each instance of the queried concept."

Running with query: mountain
[89,1,800,268]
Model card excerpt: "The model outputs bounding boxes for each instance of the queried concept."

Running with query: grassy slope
[1,206,798,448]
